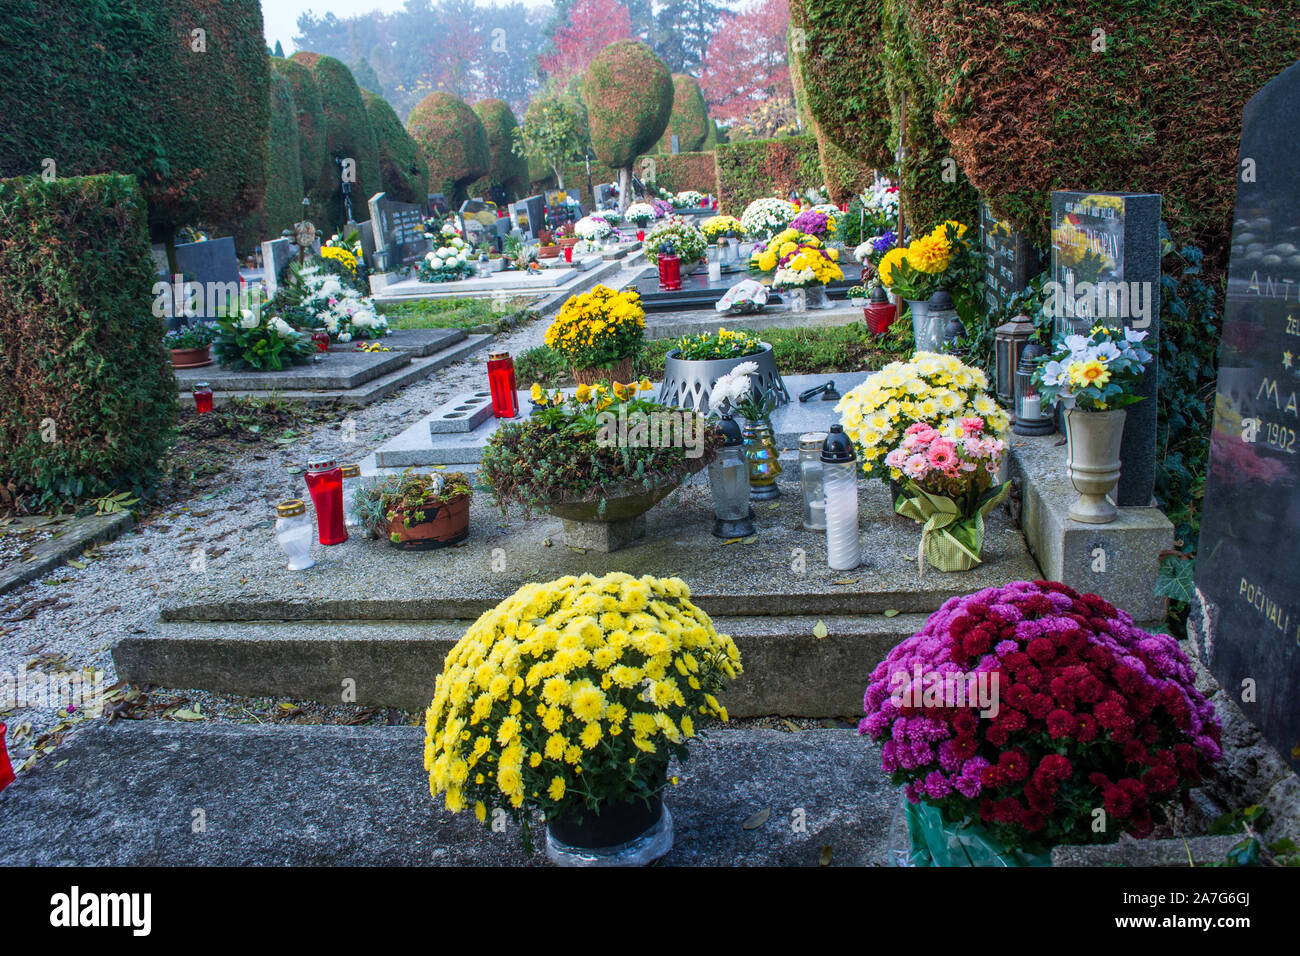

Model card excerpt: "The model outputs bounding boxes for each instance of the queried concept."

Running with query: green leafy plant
[213,305,315,371]
[92,490,139,515]
[352,469,472,541]
[163,323,218,350]
[1209,805,1300,867]
[512,93,588,191]
[673,327,765,361]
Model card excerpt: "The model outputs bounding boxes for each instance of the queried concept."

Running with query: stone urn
[658,342,789,414]
[537,464,709,552]
[1064,407,1127,524]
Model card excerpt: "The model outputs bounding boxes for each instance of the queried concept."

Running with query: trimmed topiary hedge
[715,135,823,214]
[0,175,176,502]
[906,0,1300,275]
[291,51,380,228]
[658,74,711,153]
[272,56,327,194]
[407,92,490,206]
[238,67,306,250]
[363,89,428,205]
[471,99,530,203]
[0,0,270,246]
[559,152,718,206]
[582,40,674,202]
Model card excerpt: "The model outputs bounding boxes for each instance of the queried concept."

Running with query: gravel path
[0,260,657,773]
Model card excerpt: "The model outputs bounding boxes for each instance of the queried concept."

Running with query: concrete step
[0,722,892,866]
[114,612,928,716]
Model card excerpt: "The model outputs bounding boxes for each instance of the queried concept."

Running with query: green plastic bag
[905,800,1052,867]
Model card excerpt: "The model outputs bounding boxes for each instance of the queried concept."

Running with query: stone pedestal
[561,515,647,552]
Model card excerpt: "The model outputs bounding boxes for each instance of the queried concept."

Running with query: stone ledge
[1009,432,1171,623]
[0,511,135,597]
[0,723,892,866]
[1050,834,1240,867]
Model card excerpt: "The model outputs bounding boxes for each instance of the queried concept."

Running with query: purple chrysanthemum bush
[860,580,1222,853]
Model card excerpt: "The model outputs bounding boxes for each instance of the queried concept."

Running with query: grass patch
[378,296,537,333]
[515,322,912,389]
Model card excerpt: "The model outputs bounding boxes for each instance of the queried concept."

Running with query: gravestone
[368,192,428,271]
[978,200,1042,314]
[174,236,242,320]
[1049,191,1161,507]
[510,195,545,240]
[260,237,292,299]
[427,193,450,217]
[1195,59,1300,774]
[459,199,497,249]
[354,220,376,269]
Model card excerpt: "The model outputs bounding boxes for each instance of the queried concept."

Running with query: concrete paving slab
[0,722,892,866]
[330,327,464,357]
[175,349,409,391]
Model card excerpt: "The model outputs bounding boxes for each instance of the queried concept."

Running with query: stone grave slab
[174,348,409,392]
[1194,59,1300,773]
[428,390,495,434]
[373,372,868,468]
[372,258,622,304]
[260,237,292,298]
[634,262,863,312]
[329,327,464,358]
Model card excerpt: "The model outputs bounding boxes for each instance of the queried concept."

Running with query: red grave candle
[657,252,682,291]
[192,382,213,415]
[0,722,14,792]
[311,331,331,352]
[304,457,348,545]
[636,229,645,242]
[487,351,519,419]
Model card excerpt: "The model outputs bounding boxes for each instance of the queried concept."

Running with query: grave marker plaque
[368,192,428,269]
[978,201,1041,314]
[174,236,241,320]
[1196,60,1300,773]
[1049,191,1162,507]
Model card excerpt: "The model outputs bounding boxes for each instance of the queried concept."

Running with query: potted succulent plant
[423,571,743,864]
[353,469,472,550]
[163,323,218,368]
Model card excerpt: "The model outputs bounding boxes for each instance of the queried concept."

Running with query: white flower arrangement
[740,198,797,240]
[675,190,706,207]
[291,267,390,340]
[771,266,819,290]
[575,215,614,241]
[625,202,656,226]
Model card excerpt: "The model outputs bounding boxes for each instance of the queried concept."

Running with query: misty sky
[261,0,549,53]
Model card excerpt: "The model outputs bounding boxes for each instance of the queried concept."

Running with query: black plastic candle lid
[820,424,856,462]
[715,412,743,446]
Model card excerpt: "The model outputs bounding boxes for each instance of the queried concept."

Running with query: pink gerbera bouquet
[859,580,1221,854]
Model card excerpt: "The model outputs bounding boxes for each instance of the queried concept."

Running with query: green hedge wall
[0,0,270,242]
[363,89,428,205]
[407,92,490,206]
[291,52,380,228]
[906,0,1300,273]
[272,57,327,194]
[238,68,306,250]
[0,175,175,501]
[471,99,530,202]
[715,135,823,214]
[582,41,674,169]
[658,74,710,153]
[556,152,718,206]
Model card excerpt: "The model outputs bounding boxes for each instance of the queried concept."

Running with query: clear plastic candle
[275,499,315,571]
[821,425,860,570]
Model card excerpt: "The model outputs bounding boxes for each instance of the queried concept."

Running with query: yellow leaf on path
[884,609,900,617]
[743,806,771,830]
[812,620,828,640]
[819,845,833,866]
[781,719,799,733]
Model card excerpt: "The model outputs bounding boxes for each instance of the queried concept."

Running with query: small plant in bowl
[163,323,218,367]
[354,469,473,550]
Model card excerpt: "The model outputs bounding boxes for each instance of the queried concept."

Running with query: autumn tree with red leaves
[699,0,792,124]
[540,0,634,84]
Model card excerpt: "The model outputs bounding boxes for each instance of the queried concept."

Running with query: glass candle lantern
[799,431,828,532]
[304,457,348,546]
[486,350,519,418]
[821,425,861,570]
[192,382,213,415]
[994,313,1035,404]
[311,331,330,353]
[275,499,316,570]
[478,253,491,277]
[657,242,682,291]
[709,415,755,538]
[636,229,645,242]
[1013,344,1056,435]
[340,463,362,528]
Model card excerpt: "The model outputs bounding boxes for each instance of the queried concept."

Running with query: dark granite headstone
[1049,191,1161,507]
[979,200,1042,313]
[354,220,376,268]
[509,195,545,239]
[368,192,428,269]
[174,236,241,320]
[1196,60,1300,774]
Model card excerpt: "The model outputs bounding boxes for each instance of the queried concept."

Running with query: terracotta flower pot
[382,494,470,550]
[572,357,635,386]
[169,345,212,369]
[538,244,561,259]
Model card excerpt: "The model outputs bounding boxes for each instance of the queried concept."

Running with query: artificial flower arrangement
[423,571,742,850]
[673,326,765,362]
[418,224,474,282]
[625,202,657,227]
[789,208,837,241]
[276,263,390,342]
[1033,326,1154,412]
[877,220,975,302]
[482,381,720,515]
[575,214,615,242]
[749,227,843,289]
[597,208,622,225]
[836,352,1010,484]
[860,580,1221,861]
[543,285,646,382]
[884,419,1011,572]
[740,197,797,240]
[675,189,707,207]
[213,299,315,372]
[643,218,708,266]
[700,215,743,243]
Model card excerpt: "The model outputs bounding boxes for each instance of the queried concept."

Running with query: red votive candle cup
[0,723,14,792]
[487,350,519,418]
[564,244,574,263]
[192,382,213,415]
[304,457,348,545]
[636,229,645,241]
[658,253,682,291]
[311,331,330,352]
